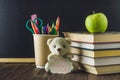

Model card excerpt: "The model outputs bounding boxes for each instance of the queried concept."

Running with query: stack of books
[64,32,120,75]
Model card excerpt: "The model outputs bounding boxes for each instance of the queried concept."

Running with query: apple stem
[92,11,95,14]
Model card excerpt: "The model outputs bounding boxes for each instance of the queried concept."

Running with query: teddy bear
[45,37,80,74]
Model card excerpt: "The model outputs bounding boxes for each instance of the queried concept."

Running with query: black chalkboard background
[0,0,120,58]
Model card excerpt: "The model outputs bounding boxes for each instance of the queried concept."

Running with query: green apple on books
[63,12,120,75]
[64,32,120,75]
[85,12,108,33]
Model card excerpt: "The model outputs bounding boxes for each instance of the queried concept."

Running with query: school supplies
[55,16,60,31]
[26,14,60,35]
[41,26,50,34]
[64,32,120,75]
[26,18,43,34]
[30,21,39,34]
[47,23,52,34]
[31,14,39,34]
[51,22,57,35]
[31,14,38,25]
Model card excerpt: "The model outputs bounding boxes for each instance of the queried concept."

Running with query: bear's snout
[57,48,61,52]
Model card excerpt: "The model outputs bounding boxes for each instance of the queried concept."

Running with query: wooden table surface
[0,63,120,80]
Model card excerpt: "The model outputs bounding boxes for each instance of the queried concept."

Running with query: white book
[71,42,120,50]
[80,56,120,66]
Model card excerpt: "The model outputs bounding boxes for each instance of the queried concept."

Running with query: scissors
[26,18,43,34]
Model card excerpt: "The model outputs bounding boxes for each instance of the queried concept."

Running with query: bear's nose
[57,48,61,51]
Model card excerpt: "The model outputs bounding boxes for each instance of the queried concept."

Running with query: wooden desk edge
[0,58,35,63]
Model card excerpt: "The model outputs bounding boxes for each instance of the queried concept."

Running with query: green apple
[85,12,108,33]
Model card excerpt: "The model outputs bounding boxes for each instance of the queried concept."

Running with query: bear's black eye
[54,45,56,48]
[63,45,66,48]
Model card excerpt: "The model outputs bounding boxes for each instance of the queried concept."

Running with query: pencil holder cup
[33,34,58,68]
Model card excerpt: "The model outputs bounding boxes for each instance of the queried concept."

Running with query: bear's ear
[65,38,71,44]
[47,38,53,46]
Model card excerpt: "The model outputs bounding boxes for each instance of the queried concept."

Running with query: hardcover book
[63,32,120,43]
[80,56,120,66]
[81,64,120,75]
[70,47,120,57]
[71,41,120,50]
